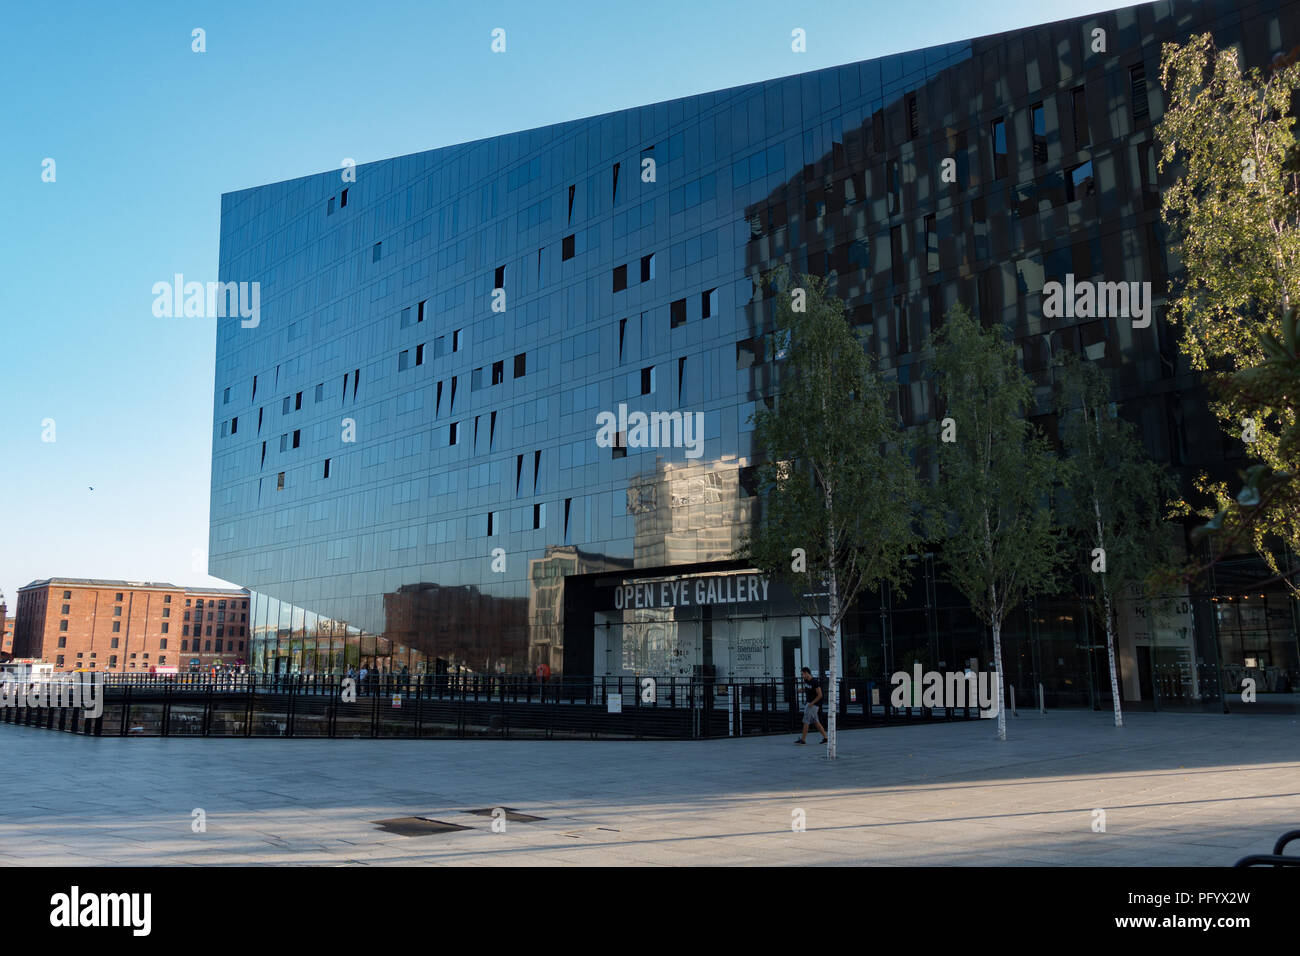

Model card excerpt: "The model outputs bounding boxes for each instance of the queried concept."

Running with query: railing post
[161,680,171,737]
[286,676,296,738]
[245,678,254,737]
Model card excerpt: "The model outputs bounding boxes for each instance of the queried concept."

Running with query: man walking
[796,666,828,745]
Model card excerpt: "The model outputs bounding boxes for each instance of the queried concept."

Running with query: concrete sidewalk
[0,710,1295,865]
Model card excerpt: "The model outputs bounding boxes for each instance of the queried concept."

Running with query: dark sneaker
[820,738,828,745]
[794,738,806,745]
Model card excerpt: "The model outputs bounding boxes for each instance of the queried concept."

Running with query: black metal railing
[1,673,976,740]
[1234,830,1300,867]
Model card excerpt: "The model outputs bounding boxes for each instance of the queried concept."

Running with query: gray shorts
[802,703,820,725]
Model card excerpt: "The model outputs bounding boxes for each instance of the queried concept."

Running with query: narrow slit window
[1130,66,1149,122]
[612,264,627,293]
[562,234,575,260]
[1071,86,1089,148]
[1031,102,1047,164]
[991,118,1008,179]
[670,298,687,328]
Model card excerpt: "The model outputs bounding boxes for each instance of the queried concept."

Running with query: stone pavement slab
[0,710,1295,865]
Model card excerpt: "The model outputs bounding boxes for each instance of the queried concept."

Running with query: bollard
[1010,684,1017,717]
[1038,682,1046,714]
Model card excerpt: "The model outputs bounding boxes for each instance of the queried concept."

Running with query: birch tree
[1053,353,1176,727]
[927,305,1062,741]
[1158,33,1300,588]
[742,268,918,758]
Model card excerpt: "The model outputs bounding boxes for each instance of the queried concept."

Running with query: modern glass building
[212,0,1300,710]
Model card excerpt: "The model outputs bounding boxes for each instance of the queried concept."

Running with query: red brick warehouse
[12,578,250,673]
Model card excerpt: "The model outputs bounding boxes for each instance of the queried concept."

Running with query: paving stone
[0,711,1295,865]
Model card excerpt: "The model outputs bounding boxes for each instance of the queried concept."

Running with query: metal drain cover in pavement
[464,807,546,822]
[371,816,474,836]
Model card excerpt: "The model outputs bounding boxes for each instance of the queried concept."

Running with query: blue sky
[0,0,1122,605]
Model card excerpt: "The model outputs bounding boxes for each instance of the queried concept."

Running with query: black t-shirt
[803,676,821,704]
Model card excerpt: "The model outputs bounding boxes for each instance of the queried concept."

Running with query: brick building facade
[12,579,250,673]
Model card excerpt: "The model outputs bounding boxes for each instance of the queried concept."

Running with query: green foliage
[925,305,1064,630]
[1191,307,1300,583]
[1158,33,1300,576]
[1052,353,1178,616]
[739,267,918,632]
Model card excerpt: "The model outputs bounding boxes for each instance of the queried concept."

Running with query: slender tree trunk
[985,509,1007,741]
[991,614,1006,741]
[827,573,839,759]
[1093,500,1124,728]
[824,476,839,759]
[1102,582,1122,728]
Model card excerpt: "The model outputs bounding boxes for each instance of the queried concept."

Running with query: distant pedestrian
[796,666,828,746]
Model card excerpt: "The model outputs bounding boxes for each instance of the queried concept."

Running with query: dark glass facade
[212,0,1300,708]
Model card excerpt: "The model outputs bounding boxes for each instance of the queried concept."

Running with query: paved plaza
[0,711,1295,865]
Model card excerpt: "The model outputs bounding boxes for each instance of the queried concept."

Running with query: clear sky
[0,0,1124,606]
